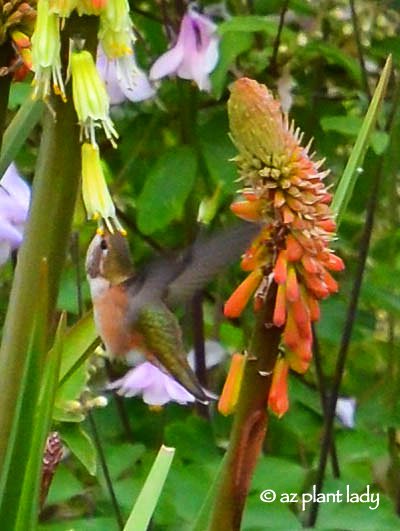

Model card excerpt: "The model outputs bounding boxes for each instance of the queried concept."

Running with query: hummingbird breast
[92,284,145,358]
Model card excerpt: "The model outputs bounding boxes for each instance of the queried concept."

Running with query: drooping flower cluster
[223,78,344,417]
[29,0,148,233]
[28,1,219,234]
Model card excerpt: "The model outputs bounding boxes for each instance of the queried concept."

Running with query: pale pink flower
[150,7,219,92]
[96,46,155,105]
[0,164,30,265]
[107,362,195,406]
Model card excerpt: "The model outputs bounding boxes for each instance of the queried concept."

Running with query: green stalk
[207,293,282,530]
[0,16,98,471]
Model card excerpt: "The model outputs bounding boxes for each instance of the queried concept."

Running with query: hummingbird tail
[166,359,214,404]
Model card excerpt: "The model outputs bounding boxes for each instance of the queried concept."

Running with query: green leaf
[192,454,227,531]
[0,96,43,177]
[44,464,84,505]
[250,457,306,496]
[243,496,302,530]
[55,361,89,423]
[61,423,97,476]
[211,32,253,99]
[320,115,365,136]
[99,442,146,482]
[54,314,96,423]
[320,115,389,155]
[317,479,399,530]
[164,416,219,462]
[15,313,64,529]
[8,82,33,110]
[59,311,99,385]
[198,111,236,193]
[123,445,175,531]
[38,517,118,531]
[218,16,278,36]
[332,55,392,224]
[300,41,363,85]
[370,130,389,155]
[136,146,197,235]
[0,260,48,531]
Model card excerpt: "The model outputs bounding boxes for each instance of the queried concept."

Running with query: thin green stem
[349,0,371,99]
[312,326,340,478]
[269,0,290,76]
[207,290,281,530]
[87,412,124,530]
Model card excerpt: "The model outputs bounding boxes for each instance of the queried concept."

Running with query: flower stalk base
[208,292,281,530]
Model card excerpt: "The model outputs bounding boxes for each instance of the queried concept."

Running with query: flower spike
[225,78,344,417]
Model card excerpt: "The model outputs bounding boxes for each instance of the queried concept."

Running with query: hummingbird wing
[166,221,259,306]
[125,221,258,308]
[135,302,209,403]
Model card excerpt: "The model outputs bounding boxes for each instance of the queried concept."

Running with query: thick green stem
[208,292,281,530]
[0,16,98,471]
[0,99,80,468]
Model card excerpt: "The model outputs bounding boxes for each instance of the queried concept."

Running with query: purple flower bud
[150,7,219,92]
[97,46,155,105]
[107,361,195,406]
[0,164,30,265]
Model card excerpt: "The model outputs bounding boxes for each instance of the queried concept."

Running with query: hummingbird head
[86,230,134,285]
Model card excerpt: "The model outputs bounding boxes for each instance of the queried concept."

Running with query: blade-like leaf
[123,445,175,531]
[332,55,392,225]
[15,313,65,529]
[0,259,48,531]
[0,96,43,177]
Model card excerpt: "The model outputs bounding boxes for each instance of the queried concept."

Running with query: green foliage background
[1,0,400,529]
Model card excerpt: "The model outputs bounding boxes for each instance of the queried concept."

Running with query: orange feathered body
[92,284,145,357]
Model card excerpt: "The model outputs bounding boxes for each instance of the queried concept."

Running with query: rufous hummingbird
[85,223,257,402]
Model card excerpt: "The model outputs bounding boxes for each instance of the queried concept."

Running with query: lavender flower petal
[107,361,195,406]
[97,47,155,105]
[149,7,219,92]
[149,40,185,80]
[0,164,30,265]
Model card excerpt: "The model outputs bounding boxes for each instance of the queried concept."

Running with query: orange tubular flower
[224,268,263,318]
[218,353,247,416]
[268,357,290,418]
[225,78,344,416]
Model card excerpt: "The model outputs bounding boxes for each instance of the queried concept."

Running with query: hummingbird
[85,222,257,402]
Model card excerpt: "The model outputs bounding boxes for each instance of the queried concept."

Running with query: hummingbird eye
[100,239,108,251]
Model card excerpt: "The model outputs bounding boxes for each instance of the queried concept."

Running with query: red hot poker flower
[224,78,344,415]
